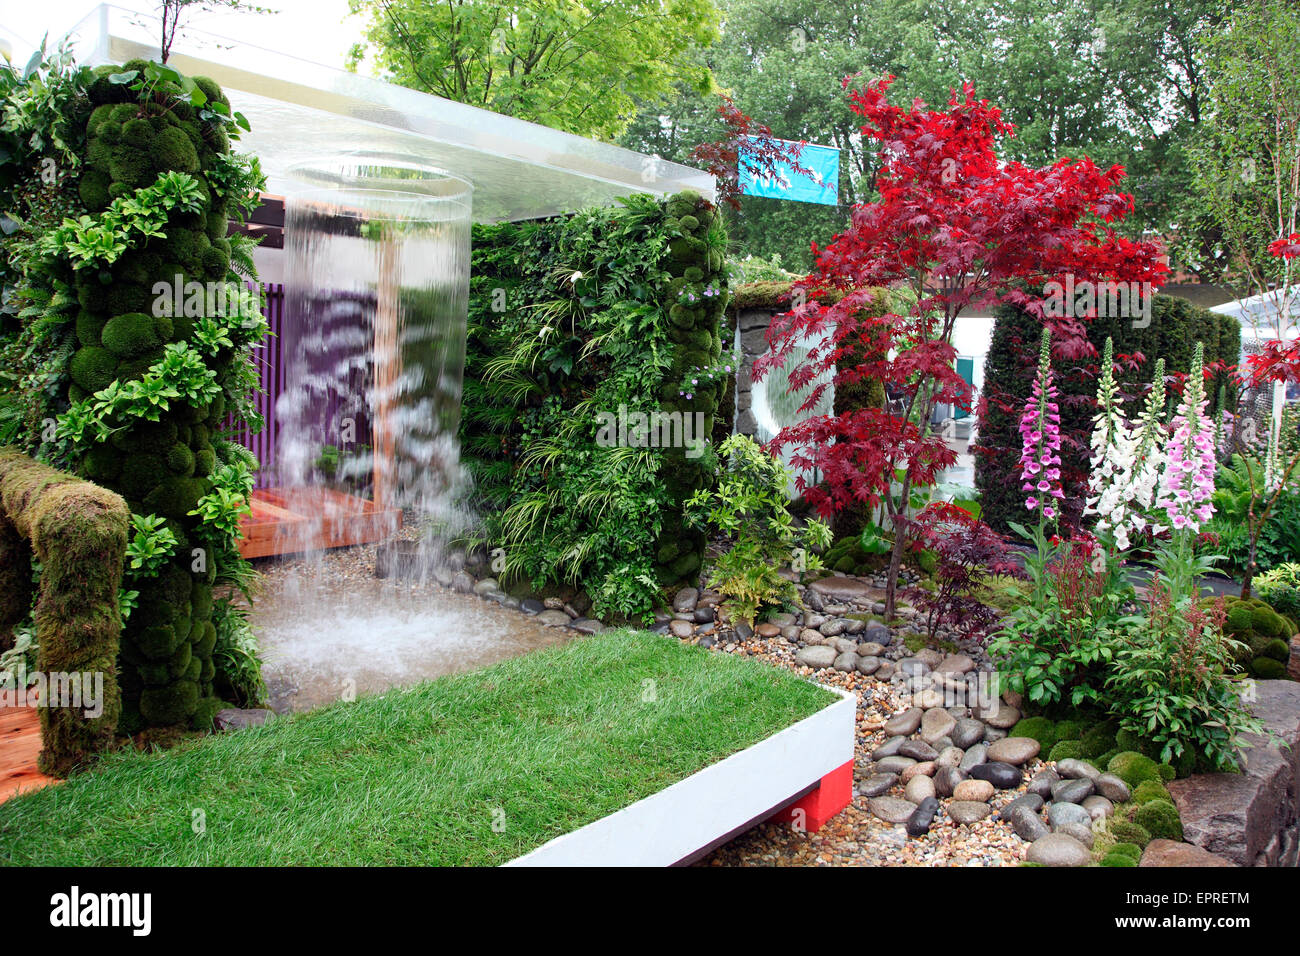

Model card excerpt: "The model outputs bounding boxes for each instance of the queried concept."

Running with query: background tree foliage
[617,0,1231,274]
[346,0,721,141]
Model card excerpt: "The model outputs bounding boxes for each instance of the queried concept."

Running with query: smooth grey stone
[898,740,939,762]
[820,619,848,637]
[920,708,957,743]
[883,707,923,737]
[214,708,273,732]
[948,800,993,824]
[1048,801,1093,828]
[856,656,882,675]
[933,766,968,798]
[904,774,936,804]
[930,736,954,754]
[1052,778,1095,804]
[897,657,931,677]
[1095,773,1131,802]
[868,796,918,824]
[857,641,886,657]
[1082,795,1115,820]
[1026,833,1093,867]
[906,796,940,836]
[1009,805,1050,842]
[987,736,1041,766]
[875,755,918,775]
[1056,758,1101,781]
[537,609,573,626]
[982,726,1009,742]
[1027,768,1060,799]
[833,651,858,672]
[1055,821,1096,848]
[672,587,698,612]
[951,718,986,749]
[857,773,898,798]
[980,701,1022,729]
[730,618,750,637]
[864,624,891,646]
[769,612,797,627]
[969,761,1023,790]
[697,634,716,649]
[795,645,838,669]
[473,577,499,595]
[999,794,1045,820]
[872,736,908,760]
[959,743,989,772]
[935,746,965,769]
[570,618,605,634]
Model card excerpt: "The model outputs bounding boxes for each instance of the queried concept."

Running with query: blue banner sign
[738,137,839,205]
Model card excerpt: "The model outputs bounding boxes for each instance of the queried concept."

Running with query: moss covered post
[653,192,728,587]
[0,447,128,775]
[69,63,241,730]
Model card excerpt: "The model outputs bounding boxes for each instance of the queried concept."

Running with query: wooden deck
[237,487,402,559]
[0,703,58,806]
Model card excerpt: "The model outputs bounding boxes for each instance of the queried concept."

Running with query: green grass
[0,630,835,866]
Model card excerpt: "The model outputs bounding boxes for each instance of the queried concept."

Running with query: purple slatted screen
[229,282,284,488]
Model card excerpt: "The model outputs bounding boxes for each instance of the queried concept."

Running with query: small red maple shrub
[903,503,1023,642]
[753,75,1167,613]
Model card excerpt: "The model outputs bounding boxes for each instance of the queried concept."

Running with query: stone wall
[1167,680,1300,867]
[731,306,781,439]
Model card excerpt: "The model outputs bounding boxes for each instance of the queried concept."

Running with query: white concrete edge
[505,684,855,867]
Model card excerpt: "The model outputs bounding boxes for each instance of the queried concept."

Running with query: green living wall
[976,294,1240,533]
[461,192,727,618]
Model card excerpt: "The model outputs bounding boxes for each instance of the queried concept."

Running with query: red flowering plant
[753,76,1167,617]
[903,502,1023,643]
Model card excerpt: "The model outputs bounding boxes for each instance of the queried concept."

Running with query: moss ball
[1048,739,1084,762]
[82,444,122,482]
[193,621,217,658]
[169,640,193,678]
[108,145,154,187]
[166,442,196,476]
[1263,638,1291,662]
[193,448,216,476]
[1101,852,1137,867]
[78,169,112,210]
[121,117,155,149]
[139,679,199,726]
[205,209,229,240]
[1081,724,1118,759]
[143,476,209,520]
[1132,800,1183,842]
[1011,717,1058,751]
[1054,720,1085,741]
[75,311,108,348]
[200,243,230,278]
[118,453,165,499]
[1108,819,1152,849]
[69,346,118,393]
[1108,751,1162,789]
[1156,762,1177,782]
[155,125,200,172]
[1132,779,1174,805]
[1252,657,1287,679]
[1110,841,1143,862]
[190,696,224,731]
[1226,603,1254,635]
[134,624,182,661]
[101,312,172,358]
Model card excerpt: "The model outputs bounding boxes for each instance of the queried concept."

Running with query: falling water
[250,155,562,712]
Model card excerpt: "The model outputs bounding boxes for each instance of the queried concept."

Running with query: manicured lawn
[0,630,835,866]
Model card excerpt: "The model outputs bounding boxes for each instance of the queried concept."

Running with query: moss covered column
[67,63,236,730]
[653,192,728,586]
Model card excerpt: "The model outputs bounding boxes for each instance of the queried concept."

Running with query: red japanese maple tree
[752,76,1168,615]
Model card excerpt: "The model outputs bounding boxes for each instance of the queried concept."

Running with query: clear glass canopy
[69,4,714,223]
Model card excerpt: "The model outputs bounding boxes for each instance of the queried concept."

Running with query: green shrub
[1256,563,1300,621]
[1132,800,1183,842]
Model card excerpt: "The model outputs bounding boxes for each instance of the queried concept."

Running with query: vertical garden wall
[2,54,267,731]
[461,191,727,618]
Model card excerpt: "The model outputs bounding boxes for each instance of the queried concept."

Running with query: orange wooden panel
[0,704,59,805]
[236,488,402,559]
